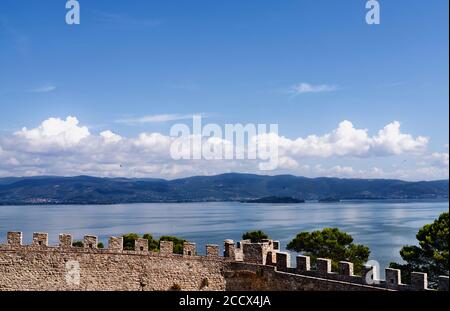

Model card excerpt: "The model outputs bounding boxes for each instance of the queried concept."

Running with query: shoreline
[0,198,448,207]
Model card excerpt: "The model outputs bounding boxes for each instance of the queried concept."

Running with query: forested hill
[0,173,448,205]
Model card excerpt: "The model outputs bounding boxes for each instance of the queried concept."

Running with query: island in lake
[242,196,305,204]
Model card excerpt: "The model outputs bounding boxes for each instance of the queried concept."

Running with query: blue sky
[0,0,448,180]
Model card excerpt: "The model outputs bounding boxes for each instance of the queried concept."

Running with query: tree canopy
[143,233,159,252]
[390,212,449,288]
[287,228,370,274]
[242,231,269,243]
[72,240,84,247]
[122,233,140,251]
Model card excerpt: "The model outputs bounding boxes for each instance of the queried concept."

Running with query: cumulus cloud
[257,120,427,159]
[100,130,122,143]
[428,151,449,169]
[408,146,449,180]
[0,116,444,180]
[15,116,90,150]
[371,121,429,155]
[310,165,356,178]
[277,156,299,170]
[135,132,172,152]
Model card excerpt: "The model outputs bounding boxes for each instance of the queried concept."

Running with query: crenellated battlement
[222,238,450,292]
[0,232,223,260]
[0,232,448,291]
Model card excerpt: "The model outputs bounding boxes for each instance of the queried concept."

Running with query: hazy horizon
[0,172,449,183]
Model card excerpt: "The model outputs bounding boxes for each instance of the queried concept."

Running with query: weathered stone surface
[108,237,123,252]
[266,251,276,266]
[411,272,427,290]
[385,268,401,290]
[0,234,435,292]
[83,235,97,249]
[225,263,388,291]
[159,241,173,255]
[7,232,22,246]
[317,258,331,276]
[242,241,272,265]
[59,234,72,248]
[183,242,196,257]
[296,255,310,273]
[0,246,228,291]
[224,240,235,259]
[135,238,148,252]
[32,233,48,247]
[338,261,354,276]
[206,245,219,257]
[276,252,290,272]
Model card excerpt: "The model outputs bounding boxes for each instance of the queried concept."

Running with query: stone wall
[0,233,448,291]
[224,263,388,291]
[0,233,230,291]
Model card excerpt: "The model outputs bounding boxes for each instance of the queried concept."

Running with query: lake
[0,200,447,274]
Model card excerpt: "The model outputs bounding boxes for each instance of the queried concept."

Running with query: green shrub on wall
[242,231,269,243]
[143,233,159,251]
[122,233,140,250]
[121,233,187,254]
[72,240,84,247]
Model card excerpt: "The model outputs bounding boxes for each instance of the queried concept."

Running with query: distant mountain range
[0,173,448,205]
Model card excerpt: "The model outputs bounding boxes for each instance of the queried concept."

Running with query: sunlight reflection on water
[0,200,447,272]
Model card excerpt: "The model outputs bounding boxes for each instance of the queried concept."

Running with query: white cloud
[277,156,299,169]
[371,121,428,155]
[134,132,172,152]
[115,113,204,125]
[299,165,447,181]
[5,157,20,166]
[418,152,449,174]
[15,116,90,150]
[329,165,355,175]
[428,151,449,169]
[431,145,449,168]
[257,120,427,158]
[100,130,122,143]
[0,116,445,180]
[289,83,337,95]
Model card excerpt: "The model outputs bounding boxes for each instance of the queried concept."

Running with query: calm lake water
[0,201,447,273]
